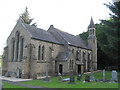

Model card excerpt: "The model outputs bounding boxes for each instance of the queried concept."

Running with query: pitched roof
[22,23,61,44]
[88,17,95,28]
[56,51,72,61]
[22,22,90,50]
[49,26,89,49]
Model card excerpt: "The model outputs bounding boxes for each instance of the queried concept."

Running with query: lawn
[20,71,119,88]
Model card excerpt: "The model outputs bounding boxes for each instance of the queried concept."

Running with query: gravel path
[3,80,43,88]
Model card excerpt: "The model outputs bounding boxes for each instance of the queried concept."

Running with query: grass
[20,71,119,88]
[3,82,28,88]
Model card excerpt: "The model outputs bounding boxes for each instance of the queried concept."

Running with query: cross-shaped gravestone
[90,68,95,81]
[103,69,106,82]
[111,70,118,82]
[43,64,51,82]
[58,73,63,82]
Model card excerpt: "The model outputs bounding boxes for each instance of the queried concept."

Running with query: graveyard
[3,70,119,88]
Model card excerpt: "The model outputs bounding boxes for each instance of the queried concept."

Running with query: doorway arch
[59,64,63,75]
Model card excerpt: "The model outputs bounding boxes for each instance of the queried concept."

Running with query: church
[2,16,97,79]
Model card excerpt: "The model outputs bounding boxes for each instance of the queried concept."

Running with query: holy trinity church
[2,16,97,79]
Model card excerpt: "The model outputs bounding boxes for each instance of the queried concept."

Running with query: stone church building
[2,17,97,79]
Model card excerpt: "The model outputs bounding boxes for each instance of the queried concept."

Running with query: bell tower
[88,17,97,71]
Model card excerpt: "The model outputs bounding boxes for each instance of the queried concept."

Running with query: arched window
[11,38,15,61]
[79,50,81,60]
[87,53,90,71]
[16,32,20,61]
[42,46,44,60]
[72,49,74,53]
[20,37,24,61]
[69,60,71,70]
[72,60,74,70]
[76,50,79,60]
[82,52,85,60]
[93,29,94,35]
[38,45,41,60]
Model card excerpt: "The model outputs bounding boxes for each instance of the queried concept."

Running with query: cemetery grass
[20,71,119,88]
[3,82,28,88]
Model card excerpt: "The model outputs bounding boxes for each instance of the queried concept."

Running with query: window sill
[37,60,47,63]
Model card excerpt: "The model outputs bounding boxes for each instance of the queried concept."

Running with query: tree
[21,7,33,24]
[79,2,120,70]
[100,2,120,69]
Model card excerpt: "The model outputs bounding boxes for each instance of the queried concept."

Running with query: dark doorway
[59,64,63,75]
[78,65,81,74]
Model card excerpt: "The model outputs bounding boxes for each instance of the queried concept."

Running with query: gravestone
[5,71,10,77]
[77,74,82,81]
[16,67,20,78]
[11,72,16,78]
[90,68,95,81]
[43,64,51,82]
[68,76,75,84]
[85,75,90,82]
[58,73,63,82]
[21,70,24,79]
[68,71,75,84]
[111,70,118,82]
[32,73,37,80]
[103,69,106,82]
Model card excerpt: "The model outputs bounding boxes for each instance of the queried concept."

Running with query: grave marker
[103,69,106,82]
[111,70,118,82]
[90,68,95,81]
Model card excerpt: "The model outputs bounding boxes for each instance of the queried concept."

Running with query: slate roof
[23,23,60,44]
[49,26,89,49]
[88,17,95,28]
[22,22,91,50]
[56,51,72,61]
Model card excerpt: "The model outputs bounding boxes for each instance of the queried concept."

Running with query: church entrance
[59,64,63,75]
[78,65,81,74]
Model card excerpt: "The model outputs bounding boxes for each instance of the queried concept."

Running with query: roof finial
[88,17,95,28]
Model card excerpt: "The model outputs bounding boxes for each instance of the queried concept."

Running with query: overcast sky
[0,0,112,55]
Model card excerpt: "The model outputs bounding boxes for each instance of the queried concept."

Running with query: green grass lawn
[3,82,28,88]
[20,71,119,88]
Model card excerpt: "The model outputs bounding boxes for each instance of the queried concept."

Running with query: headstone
[43,64,51,82]
[68,76,75,84]
[90,68,95,81]
[5,71,10,77]
[68,71,75,84]
[16,67,20,78]
[85,75,90,82]
[103,69,106,82]
[58,73,63,82]
[111,70,118,82]
[77,74,82,81]
[21,70,24,79]
[11,72,16,78]
[32,74,37,80]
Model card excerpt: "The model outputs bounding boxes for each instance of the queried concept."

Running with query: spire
[88,17,95,28]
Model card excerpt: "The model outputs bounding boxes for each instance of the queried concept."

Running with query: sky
[0,0,112,55]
